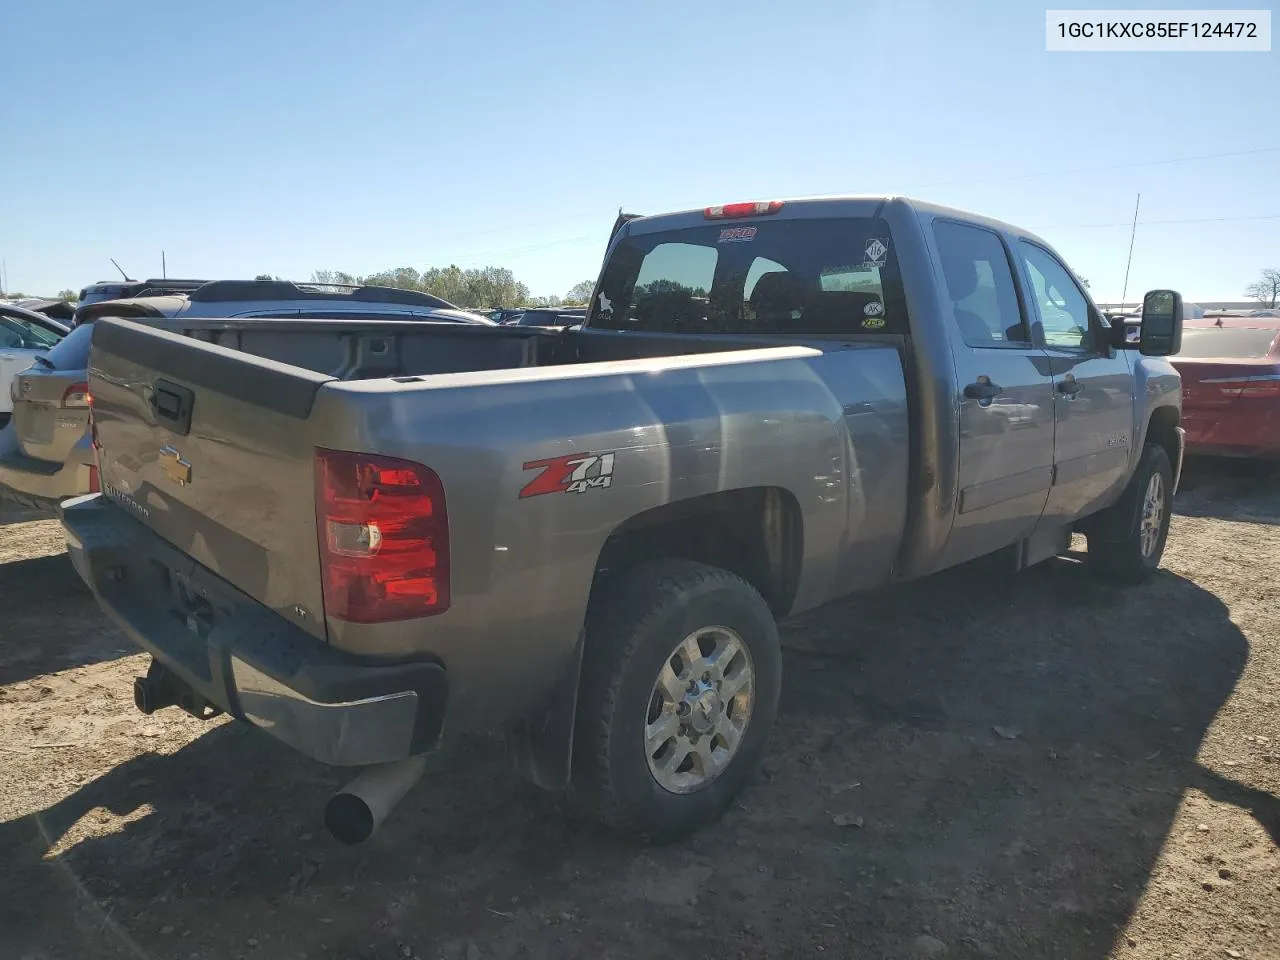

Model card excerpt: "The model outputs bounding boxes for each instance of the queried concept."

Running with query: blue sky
[3,0,1277,303]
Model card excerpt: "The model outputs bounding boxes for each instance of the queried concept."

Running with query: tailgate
[89,318,335,641]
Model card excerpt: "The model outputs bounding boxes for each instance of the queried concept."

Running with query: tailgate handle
[149,379,195,436]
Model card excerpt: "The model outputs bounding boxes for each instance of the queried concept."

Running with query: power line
[910,145,1280,190]
[1050,212,1280,229]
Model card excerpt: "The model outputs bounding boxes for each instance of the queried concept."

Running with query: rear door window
[591,217,906,336]
[932,221,1029,348]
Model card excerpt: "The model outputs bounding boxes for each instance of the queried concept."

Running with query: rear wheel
[1085,442,1173,584]
[571,560,781,841]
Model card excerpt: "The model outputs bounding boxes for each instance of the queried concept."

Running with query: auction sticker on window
[1046,10,1271,51]
[719,226,757,243]
[863,238,889,267]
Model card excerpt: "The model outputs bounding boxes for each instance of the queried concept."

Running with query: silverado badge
[159,445,192,486]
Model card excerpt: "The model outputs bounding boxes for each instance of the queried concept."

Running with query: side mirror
[1140,289,1183,357]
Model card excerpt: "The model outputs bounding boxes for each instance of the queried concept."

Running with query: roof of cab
[623,195,1055,247]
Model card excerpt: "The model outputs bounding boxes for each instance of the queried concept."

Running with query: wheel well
[591,487,803,617]
[1146,405,1180,466]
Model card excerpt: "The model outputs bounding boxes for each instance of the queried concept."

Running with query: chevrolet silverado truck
[61,197,1186,844]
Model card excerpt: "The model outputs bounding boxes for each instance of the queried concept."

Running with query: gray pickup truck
[61,197,1185,844]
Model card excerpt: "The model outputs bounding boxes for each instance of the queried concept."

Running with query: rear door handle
[964,379,1003,401]
[1056,378,1082,398]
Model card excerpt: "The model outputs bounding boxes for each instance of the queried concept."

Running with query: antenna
[1120,193,1141,305]
[109,258,134,282]
[162,250,167,279]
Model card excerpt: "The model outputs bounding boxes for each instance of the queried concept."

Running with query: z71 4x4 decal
[520,452,616,498]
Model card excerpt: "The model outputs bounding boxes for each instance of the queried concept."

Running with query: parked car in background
[485,308,526,324]
[508,306,588,326]
[15,298,77,325]
[1173,316,1280,460]
[0,302,68,429]
[62,197,1184,844]
[0,279,492,513]
[75,278,209,313]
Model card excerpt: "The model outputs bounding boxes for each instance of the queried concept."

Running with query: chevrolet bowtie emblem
[159,445,192,486]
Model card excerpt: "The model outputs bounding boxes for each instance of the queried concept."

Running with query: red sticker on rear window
[718,226,757,243]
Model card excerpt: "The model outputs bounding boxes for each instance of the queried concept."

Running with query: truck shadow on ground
[0,552,130,686]
[1,549,1272,959]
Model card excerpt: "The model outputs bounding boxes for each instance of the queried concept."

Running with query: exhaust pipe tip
[323,755,429,845]
[324,793,377,846]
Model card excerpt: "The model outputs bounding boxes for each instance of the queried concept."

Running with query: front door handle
[1056,378,1082,398]
[964,379,1003,401]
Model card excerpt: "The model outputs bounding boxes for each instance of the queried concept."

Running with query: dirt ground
[1,466,1277,960]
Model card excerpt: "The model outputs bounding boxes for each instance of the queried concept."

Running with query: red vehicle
[1173,316,1280,459]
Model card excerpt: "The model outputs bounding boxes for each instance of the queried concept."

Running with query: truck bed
[84,316,910,729]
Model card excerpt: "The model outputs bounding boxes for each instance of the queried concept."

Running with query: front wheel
[1085,442,1174,584]
[571,560,782,841]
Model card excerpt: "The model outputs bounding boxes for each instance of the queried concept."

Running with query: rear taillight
[61,382,90,408]
[87,465,100,493]
[704,200,784,219]
[314,448,450,623]
[1208,375,1280,398]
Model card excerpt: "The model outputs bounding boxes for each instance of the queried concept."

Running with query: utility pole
[162,250,167,279]
[1120,193,1141,306]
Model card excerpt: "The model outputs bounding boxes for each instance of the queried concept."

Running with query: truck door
[1015,241,1134,523]
[932,221,1057,569]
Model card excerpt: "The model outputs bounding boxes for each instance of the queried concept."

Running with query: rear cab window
[1178,326,1280,359]
[41,323,94,369]
[589,216,906,336]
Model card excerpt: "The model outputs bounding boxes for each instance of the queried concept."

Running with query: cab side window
[933,221,1028,348]
[1018,242,1092,350]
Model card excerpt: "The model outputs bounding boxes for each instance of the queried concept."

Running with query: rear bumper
[60,493,448,766]
[0,427,95,510]
[1182,410,1280,461]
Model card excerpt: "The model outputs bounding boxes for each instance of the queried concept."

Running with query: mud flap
[505,632,585,791]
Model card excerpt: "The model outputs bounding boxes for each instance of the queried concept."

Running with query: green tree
[419,265,471,305]
[564,280,595,305]
[254,273,275,281]
[1245,268,1280,308]
[310,264,533,308]
[311,270,360,286]
[56,288,78,301]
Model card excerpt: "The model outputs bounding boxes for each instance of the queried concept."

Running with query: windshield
[589,216,905,336]
[1178,327,1279,360]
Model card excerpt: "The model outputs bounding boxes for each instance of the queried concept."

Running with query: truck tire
[571,560,782,841]
[1085,442,1173,585]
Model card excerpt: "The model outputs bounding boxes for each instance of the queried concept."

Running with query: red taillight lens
[61,382,90,408]
[88,465,100,493]
[704,200,784,219]
[314,448,450,623]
